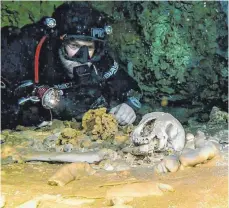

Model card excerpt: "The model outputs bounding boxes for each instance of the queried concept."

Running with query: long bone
[21,149,117,164]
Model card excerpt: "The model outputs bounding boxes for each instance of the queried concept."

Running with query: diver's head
[53,2,112,64]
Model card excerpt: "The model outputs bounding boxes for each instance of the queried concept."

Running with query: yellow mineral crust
[82,108,118,140]
[57,128,83,146]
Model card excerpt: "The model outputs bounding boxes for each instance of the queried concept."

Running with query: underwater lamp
[39,87,62,109]
[18,86,63,110]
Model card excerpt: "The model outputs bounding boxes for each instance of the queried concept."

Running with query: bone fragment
[185,140,195,149]
[155,162,168,173]
[158,183,175,192]
[180,141,219,167]
[16,199,39,208]
[186,133,194,141]
[106,181,174,204]
[163,155,180,172]
[17,194,95,207]
[185,133,195,149]
[48,162,96,186]
[154,155,180,173]
[194,131,207,148]
[107,205,133,208]
[107,197,134,206]
[122,145,149,156]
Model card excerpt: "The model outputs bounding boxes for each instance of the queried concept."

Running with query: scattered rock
[80,138,93,148]
[63,143,73,152]
[211,130,228,145]
[42,132,61,151]
[61,128,80,139]
[0,135,6,144]
[209,106,228,124]
[49,119,65,130]
[114,135,129,145]
[57,128,84,148]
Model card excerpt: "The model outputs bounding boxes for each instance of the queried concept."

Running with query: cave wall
[1,1,64,27]
[1,1,228,118]
[94,2,228,109]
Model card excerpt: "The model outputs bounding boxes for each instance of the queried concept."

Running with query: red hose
[34,36,48,84]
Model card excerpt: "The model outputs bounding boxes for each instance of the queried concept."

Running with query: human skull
[131,112,185,152]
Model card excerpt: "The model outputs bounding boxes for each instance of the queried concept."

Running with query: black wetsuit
[1,24,141,129]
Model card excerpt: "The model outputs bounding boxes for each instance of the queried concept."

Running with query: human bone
[106,181,174,204]
[122,140,157,156]
[186,133,194,141]
[180,140,219,167]
[184,133,195,149]
[22,148,117,164]
[154,155,180,174]
[48,162,96,186]
[131,112,185,152]
[194,130,207,148]
[184,140,195,149]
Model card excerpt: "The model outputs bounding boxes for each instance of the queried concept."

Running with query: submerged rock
[209,106,228,124]
[82,108,118,141]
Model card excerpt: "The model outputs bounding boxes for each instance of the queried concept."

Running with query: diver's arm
[98,53,142,125]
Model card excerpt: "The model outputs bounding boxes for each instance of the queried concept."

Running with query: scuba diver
[1,2,142,129]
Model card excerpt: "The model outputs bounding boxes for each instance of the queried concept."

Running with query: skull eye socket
[140,119,156,137]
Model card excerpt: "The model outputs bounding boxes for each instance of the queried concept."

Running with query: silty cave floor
[1,149,228,208]
[1,116,228,208]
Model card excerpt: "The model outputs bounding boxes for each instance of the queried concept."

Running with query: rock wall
[1,1,64,27]
[94,2,228,111]
[1,1,228,118]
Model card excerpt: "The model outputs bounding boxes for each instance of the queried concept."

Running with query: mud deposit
[1,152,228,208]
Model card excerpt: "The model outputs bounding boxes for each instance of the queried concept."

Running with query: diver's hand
[109,103,136,125]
